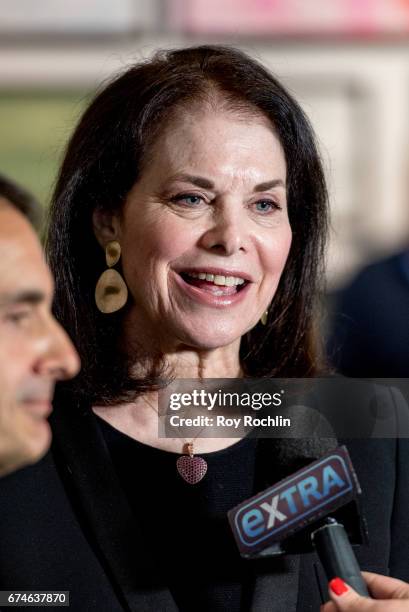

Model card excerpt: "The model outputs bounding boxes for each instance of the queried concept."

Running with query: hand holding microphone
[321,572,409,611]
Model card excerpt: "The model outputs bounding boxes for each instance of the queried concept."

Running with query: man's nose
[35,316,81,381]
[199,203,249,255]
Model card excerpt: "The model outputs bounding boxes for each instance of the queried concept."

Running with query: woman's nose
[199,205,249,255]
[35,316,81,381]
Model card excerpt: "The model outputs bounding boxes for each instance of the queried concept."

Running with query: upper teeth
[186,272,246,286]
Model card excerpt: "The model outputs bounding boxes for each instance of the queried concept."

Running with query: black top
[0,387,409,611]
[98,417,257,612]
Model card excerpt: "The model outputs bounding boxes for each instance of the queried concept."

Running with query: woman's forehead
[144,109,285,180]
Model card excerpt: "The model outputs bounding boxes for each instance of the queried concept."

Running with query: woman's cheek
[261,226,292,273]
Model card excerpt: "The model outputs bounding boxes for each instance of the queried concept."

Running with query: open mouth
[179,271,249,296]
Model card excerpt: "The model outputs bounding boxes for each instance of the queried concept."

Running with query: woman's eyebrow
[168,174,215,189]
[168,174,286,192]
[254,179,286,191]
[166,174,285,193]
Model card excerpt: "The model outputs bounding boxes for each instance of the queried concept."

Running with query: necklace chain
[141,395,207,456]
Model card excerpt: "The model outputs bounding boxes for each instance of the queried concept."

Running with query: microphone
[228,444,369,597]
[312,518,369,597]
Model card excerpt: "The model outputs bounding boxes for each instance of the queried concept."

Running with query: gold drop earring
[260,308,269,326]
[95,240,128,313]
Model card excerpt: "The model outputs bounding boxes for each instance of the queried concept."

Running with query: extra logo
[228,446,360,556]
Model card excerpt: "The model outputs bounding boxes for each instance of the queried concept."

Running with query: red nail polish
[329,577,348,596]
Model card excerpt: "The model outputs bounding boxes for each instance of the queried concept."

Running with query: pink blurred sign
[168,0,409,36]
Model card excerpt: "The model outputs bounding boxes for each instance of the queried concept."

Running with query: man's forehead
[0,202,42,256]
[0,199,36,237]
[0,201,53,299]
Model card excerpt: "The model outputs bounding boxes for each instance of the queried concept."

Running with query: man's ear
[92,208,121,247]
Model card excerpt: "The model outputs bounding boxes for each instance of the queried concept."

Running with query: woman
[0,45,408,612]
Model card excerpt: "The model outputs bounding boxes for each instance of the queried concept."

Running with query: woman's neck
[128,337,243,380]
[162,345,243,379]
[93,344,244,453]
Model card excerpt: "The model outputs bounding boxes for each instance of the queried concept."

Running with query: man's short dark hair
[0,173,41,229]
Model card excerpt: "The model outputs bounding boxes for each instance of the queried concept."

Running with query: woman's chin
[172,322,247,352]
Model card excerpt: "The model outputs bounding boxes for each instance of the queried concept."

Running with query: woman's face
[114,108,292,351]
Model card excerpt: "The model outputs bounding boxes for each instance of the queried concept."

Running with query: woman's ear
[92,209,121,247]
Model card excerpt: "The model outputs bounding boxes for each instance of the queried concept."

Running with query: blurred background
[1,1,409,373]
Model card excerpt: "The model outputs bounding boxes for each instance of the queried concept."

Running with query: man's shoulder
[0,450,65,516]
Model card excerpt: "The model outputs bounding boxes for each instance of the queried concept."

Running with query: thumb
[328,577,372,611]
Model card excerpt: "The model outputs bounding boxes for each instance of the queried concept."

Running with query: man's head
[0,173,42,229]
[0,179,80,477]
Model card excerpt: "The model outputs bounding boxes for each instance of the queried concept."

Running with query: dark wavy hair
[46,45,328,405]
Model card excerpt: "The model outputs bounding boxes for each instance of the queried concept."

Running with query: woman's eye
[171,194,204,207]
[254,200,280,213]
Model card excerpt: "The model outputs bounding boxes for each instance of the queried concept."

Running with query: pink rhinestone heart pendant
[176,455,208,484]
